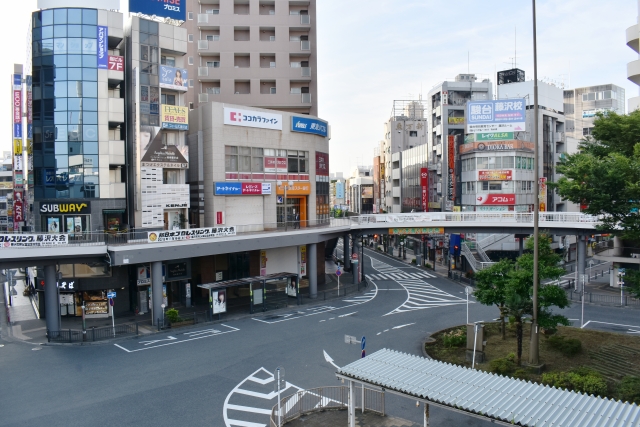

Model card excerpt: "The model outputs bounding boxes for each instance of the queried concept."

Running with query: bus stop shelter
[198,272,299,316]
[336,348,640,427]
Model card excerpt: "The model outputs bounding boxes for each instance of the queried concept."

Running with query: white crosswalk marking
[384,277,466,315]
[367,271,436,281]
[224,367,303,427]
[342,288,377,303]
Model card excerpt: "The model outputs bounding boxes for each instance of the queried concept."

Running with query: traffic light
[454,244,460,257]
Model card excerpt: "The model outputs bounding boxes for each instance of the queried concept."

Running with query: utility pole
[529,0,541,366]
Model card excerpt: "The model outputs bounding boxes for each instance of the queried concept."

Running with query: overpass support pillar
[577,235,587,292]
[519,238,524,256]
[151,261,163,326]
[44,264,60,335]
[343,234,351,272]
[308,243,318,299]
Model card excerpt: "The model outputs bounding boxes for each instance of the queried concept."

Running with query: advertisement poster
[108,55,124,71]
[214,182,272,196]
[478,170,513,181]
[74,217,82,233]
[224,107,282,131]
[458,140,534,155]
[467,99,526,134]
[476,194,516,205]
[66,218,74,235]
[420,167,428,212]
[140,126,189,168]
[447,135,455,204]
[159,66,188,91]
[212,290,227,314]
[315,152,329,176]
[163,284,168,307]
[161,104,189,130]
[287,279,297,297]
[97,26,108,69]
[148,226,236,243]
[361,186,373,198]
[47,217,60,233]
[129,0,186,21]
[263,157,287,173]
[539,177,547,212]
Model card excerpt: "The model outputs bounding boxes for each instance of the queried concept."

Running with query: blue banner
[13,124,22,138]
[335,181,344,199]
[214,182,242,195]
[291,116,328,137]
[97,26,108,69]
[13,74,21,87]
[129,0,186,22]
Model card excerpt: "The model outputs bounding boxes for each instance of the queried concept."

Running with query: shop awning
[102,209,125,214]
[198,272,298,291]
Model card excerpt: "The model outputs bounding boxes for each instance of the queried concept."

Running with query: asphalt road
[0,248,638,427]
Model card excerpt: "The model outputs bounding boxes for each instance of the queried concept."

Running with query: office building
[427,74,493,211]
[627,5,640,112]
[185,0,318,116]
[346,166,373,214]
[563,84,626,139]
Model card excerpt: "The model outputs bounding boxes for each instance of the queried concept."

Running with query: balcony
[198,40,209,50]
[108,140,125,165]
[301,93,311,103]
[300,40,310,51]
[198,67,219,81]
[300,15,310,25]
[627,24,639,54]
[197,14,218,29]
[199,93,209,103]
[108,98,124,124]
[629,59,640,86]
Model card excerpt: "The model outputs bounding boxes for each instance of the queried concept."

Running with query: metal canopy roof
[197,272,297,291]
[337,349,640,427]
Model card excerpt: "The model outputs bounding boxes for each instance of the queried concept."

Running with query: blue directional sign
[336,269,342,277]
[361,336,366,350]
[107,292,116,299]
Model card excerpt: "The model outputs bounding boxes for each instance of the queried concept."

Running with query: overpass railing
[352,212,600,225]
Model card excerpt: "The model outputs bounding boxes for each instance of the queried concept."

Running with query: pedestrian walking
[294,212,300,229]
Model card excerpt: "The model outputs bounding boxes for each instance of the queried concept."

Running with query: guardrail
[353,212,601,225]
[566,290,640,307]
[269,386,384,427]
[47,322,139,343]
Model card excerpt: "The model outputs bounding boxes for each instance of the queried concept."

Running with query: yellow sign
[448,117,465,124]
[27,139,33,155]
[276,182,311,195]
[0,182,13,190]
[428,202,441,209]
[13,138,22,155]
[161,104,189,130]
[389,227,444,235]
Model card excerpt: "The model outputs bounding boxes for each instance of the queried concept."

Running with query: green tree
[553,111,640,241]
[474,258,513,340]
[475,234,570,365]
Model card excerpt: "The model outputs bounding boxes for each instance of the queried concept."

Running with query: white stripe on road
[226,404,272,415]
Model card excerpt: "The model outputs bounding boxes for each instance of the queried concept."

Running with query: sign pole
[277,368,282,427]
[110,299,115,337]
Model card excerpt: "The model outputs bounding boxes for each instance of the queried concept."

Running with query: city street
[1,249,639,427]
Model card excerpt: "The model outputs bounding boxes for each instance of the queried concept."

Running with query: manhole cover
[32,347,42,351]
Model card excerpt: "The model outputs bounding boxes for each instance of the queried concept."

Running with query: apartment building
[184,0,317,116]
[380,100,428,213]
[427,74,493,211]
[626,4,640,111]
[563,84,626,139]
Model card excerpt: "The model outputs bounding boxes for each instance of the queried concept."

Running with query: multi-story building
[124,15,191,230]
[346,166,373,214]
[31,4,127,233]
[564,84,626,139]
[184,0,317,117]
[329,172,346,210]
[380,100,428,213]
[427,74,493,211]
[626,5,640,112]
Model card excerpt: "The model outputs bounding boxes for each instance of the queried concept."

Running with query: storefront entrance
[277,197,307,228]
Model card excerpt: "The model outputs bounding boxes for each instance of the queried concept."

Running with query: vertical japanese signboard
[420,167,428,212]
[26,75,33,187]
[315,152,329,177]
[447,135,455,205]
[97,26,108,69]
[12,73,22,231]
[539,177,547,212]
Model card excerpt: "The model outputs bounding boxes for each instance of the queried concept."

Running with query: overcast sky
[1,0,637,176]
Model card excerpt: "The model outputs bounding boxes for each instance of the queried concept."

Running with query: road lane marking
[114,324,239,352]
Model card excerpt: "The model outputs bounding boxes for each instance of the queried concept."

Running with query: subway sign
[40,202,90,214]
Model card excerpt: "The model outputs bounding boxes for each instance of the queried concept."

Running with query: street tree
[474,258,513,340]
[553,111,640,241]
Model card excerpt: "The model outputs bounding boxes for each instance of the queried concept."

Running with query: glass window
[82,9,97,25]
[54,98,67,111]
[83,98,97,111]
[239,147,251,156]
[288,158,299,172]
[67,25,81,37]
[82,25,96,38]
[67,55,82,67]
[67,125,81,142]
[56,155,69,168]
[54,111,67,124]
[481,181,489,191]
[41,39,54,56]
[55,141,67,155]
[252,156,263,172]
[82,82,97,97]
[53,9,67,24]
[33,11,42,28]
[225,155,238,171]
[239,155,251,172]
[82,38,96,55]
[54,25,67,38]
[68,9,82,24]
[163,170,179,184]
[67,98,81,110]
[528,158,533,170]
[300,158,308,173]
[68,142,81,155]
[502,156,514,168]
[83,125,98,142]
[42,25,54,39]
[83,68,97,81]
[82,55,96,68]
[225,146,237,154]
[150,47,159,64]
[68,68,82,80]
[148,20,159,34]
[54,81,67,98]
[54,68,67,81]
[42,9,53,26]
[67,38,82,54]
[68,81,82,97]
[477,157,488,169]
[54,38,67,54]
[82,112,98,124]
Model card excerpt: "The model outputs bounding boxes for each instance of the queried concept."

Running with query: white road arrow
[392,323,416,330]
[323,350,340,369]
[139,336,177,346]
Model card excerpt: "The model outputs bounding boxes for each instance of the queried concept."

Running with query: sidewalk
[0,264,364,345]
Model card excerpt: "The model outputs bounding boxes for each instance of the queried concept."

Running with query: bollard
[157,318,160,332]
[136,322,139,336]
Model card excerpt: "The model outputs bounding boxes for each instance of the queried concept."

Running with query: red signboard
[476,194,515,205]
[420,167,428,212]
[478,170,512,181]
[315,152,329,176]
[447,136,455,201]
[13,191,23,221]
[13,90,21,123]
[241,183,263,195]
[108,55,124,71]
[264,157,287,172]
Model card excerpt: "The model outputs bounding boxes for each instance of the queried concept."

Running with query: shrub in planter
[618,376,640,404]
[465,270,475,279]
[441,328,466,348]
[542,367,607,397]
[489,353,516,375]
[424,262,432,269]
[166,308,183,323]
[411,259,416,264]
[547,335,582,356]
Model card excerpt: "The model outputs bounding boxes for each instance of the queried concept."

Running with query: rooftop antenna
[515,26,517,69]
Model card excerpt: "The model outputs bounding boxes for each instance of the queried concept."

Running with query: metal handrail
[269,386,384,427]
[353,212,601,225]
[477,233,511,250]
[461,242,496,272]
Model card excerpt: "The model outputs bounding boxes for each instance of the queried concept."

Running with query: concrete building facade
[184,0,318,116]
[563,84,626,140]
